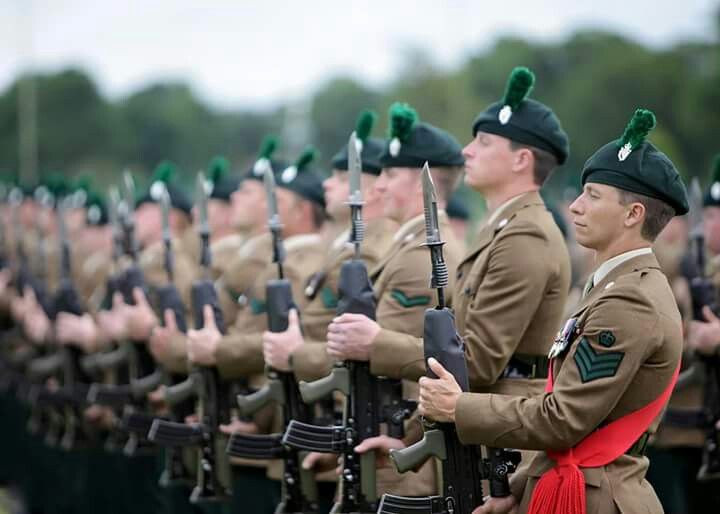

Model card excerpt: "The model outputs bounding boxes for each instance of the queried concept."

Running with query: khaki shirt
[214,233,326,382]
[291,218,396,382]
[455,253,683,514]
[453,191,570,395]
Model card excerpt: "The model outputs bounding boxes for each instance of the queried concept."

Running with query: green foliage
[355,110,377,142]
[387,102,418,142]
[502,66,535,109]
[619,108,656,150]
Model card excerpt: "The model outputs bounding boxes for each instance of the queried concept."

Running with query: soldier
[325,102,465,497]
[187,146,327,514]
[261,110,395,383]
[418,108,688,514]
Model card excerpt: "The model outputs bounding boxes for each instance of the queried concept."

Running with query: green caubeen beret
[582,108,689,216]
[275,147,325,208]
[137,161,193,215]
[472,66,569,165]
[331,110,385,175]
[206,155,240,202]
[379,102,464,169]
[702,155,720,207]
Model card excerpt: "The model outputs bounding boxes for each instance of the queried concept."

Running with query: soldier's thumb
[203,304,216,329]
[427,357,451,379]
[133,287,147,307]
[288,309,300,331]
[164,309,177,331]
[702,305,719,324]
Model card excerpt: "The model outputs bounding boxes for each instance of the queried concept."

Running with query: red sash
[526,363,679,514]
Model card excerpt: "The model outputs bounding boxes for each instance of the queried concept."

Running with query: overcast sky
[1,0,717,110]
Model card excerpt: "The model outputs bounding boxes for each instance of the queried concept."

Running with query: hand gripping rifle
[148,183,195,487]
[148,172,232,503]
[685,178,720,481]
[227,166,319,514]
[282,132,413,513]
[378,164,520,514]
[50,193,94,450]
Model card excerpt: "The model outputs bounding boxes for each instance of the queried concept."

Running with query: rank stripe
[574,338,624,383]
[390,289,431,308]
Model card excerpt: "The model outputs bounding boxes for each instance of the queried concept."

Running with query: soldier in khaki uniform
[187,146,328,514]
[261,111,395,383]
[419,109,688,514]
[451,67,570,398]
[325,103,464,497]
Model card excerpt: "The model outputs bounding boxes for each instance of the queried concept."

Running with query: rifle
[148,172,232,503]
[686,178,720,481]
[378,164,520,514]
[282,132,413,513]
[227,165,319,514]
[51,193,93,450]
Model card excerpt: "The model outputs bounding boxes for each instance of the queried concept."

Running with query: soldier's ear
[623,201,646,231]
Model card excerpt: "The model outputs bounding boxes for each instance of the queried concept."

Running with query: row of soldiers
[0,66,719,514]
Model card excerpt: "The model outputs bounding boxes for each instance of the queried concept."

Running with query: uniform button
[464,287,471,295]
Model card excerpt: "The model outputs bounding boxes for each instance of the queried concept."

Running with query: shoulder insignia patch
[250,298,267,315]
[391,289,430,308]
[320,286,338,310]
[574,337,624,383]
[598,330,616,348]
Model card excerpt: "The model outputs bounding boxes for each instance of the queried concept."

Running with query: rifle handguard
[130,369,164,398]
[93,344,131,370]
[299,366,350,403]
[225,432,285,459]
[236,379,284,416]
[390,429,446,473]
[148,419,205,447]
[377,494,442,514]
[164,374,201,406]
[28,352,65,380]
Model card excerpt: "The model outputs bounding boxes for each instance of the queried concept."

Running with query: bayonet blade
[196,171,209,235]
[688,177,703,235]
[348,132,363,206]
[263,167,280,228]
[422,162,440,245]
[122,170,135,212]
[159,183,171,241]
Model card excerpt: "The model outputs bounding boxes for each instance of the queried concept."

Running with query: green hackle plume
[710,154,720,184]
[258,135,278,160]
[152,160,177,184]
[388,102,418,143]
[208,155,230,184]
[618,109,656,151]
[355,110,377,143]
[295,146,317,172]
[502,67,535,110]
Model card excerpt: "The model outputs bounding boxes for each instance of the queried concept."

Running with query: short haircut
[508,140,559,186]
[617,189,675,242]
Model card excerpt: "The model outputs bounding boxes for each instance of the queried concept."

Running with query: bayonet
[347,131,364,258]
[421,163,448,307]
[264,167,285,276]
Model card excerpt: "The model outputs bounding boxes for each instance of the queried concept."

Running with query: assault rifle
[148,172,232,503]
[686,178,720,481]
[378,164,519,514]
[227,165,318,514]
[282,132,413,513]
